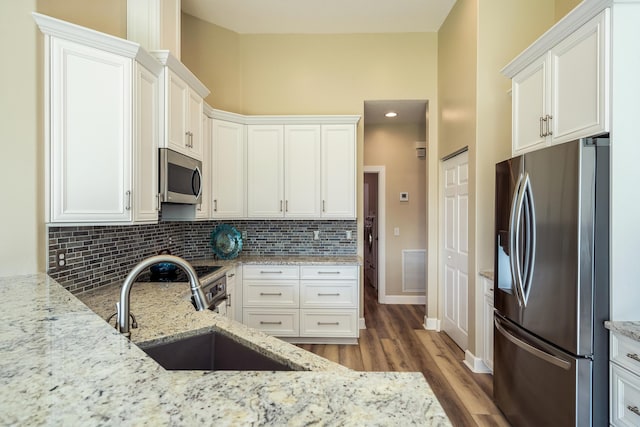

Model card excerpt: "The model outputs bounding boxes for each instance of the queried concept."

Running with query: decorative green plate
[210,224,243,259]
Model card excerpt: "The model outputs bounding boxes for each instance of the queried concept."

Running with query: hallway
[297,285,509,426]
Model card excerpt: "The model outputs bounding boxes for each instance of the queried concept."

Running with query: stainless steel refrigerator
[494,137,609,426]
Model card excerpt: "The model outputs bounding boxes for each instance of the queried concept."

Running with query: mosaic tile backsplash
[48,220,357,293]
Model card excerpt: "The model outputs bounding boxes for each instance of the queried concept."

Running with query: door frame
[364,166,386,303]
[438,147,469,350]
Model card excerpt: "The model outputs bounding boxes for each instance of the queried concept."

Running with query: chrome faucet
[116,254,208,338]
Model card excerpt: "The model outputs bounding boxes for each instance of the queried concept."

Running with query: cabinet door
[284,125,321,217]
[247,125,284,217]
[512,55,549,155]
[133,63,160,223]
[550,9,609,144]
[212,120,246,218]
[187,88,203,159]
[321,124,356,218]
[195,114,210,219]
[49,37,132,223]
[167,69,188,154]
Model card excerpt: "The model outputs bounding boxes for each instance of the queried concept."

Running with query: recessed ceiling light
[385,112,398,118]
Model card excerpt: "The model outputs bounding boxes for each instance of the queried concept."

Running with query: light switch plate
[400,192,409,202]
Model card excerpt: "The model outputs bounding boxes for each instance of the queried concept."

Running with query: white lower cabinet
[611,332,640,426]
[481,275,494,372]
[242,264,359,342]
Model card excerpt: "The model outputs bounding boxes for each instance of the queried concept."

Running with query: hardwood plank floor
[297,284,510,427]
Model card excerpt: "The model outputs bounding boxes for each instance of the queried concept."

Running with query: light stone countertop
[0,273,451,426]
[605,321,640,343]
[479,269,494,281]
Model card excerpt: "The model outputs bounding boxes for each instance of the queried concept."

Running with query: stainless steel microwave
[159,148,202,204]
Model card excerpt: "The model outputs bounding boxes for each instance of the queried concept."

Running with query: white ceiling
[364,100,427,126]
[181,0,456,34]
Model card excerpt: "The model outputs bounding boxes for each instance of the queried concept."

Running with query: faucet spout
[117,255,207,337]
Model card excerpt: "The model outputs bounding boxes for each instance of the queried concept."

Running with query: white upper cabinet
[321,124,356,218]
[34,13,162,225]
[153,51,209,160]
[509,9,610,155]
[211,118,246,218]
[284,125,322,218]
[195,113,211,219]
[247,125,285,218]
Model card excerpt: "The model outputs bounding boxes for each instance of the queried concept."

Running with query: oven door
[160,148,202,204]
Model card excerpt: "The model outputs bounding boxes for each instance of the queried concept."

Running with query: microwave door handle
[509,173,525,306]
[192,166,202,199]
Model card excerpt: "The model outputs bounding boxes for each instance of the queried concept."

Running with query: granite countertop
[605,321,640,343]
[0,273,451,426]
[479,269,494,281]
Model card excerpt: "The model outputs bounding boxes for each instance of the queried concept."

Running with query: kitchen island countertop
[0,274,451,426]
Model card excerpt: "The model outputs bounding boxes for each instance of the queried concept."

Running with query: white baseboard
[359,317,366,330]
[423,316,441,331]
[281,337,358,345]
[463,350,492,374]
[380,295,426,305]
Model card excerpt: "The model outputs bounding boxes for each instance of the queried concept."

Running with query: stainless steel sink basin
[141,332,293,371]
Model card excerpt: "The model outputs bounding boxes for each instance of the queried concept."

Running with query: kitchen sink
[141,332,293,371]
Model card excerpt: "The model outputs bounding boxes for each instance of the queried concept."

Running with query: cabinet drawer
[243,309,299,337]
[243,281,298,307]
[300,309,358,338]
[243,265,299,280]
[612,333,640,375]
[611,364,640,426]
[300,282,357,308]
[300,265,358,280]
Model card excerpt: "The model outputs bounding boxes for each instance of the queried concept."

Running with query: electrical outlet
[242,230,247,239]
[394,227,400,236]
[346,230,352,240]
[55,249,67,270]
[313,230,320,240]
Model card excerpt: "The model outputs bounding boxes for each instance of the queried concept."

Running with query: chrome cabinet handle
[213,199,218,212]
[322,200,326,212]
[227,273,235,278]
[318,293,340,296]
[125,190,131,211]
[285,200,288,212]
[226,294,231,307]
[627,353,640,363]
[318,322,339,326]
[628,406,640,417]
[280,200,283,212]
[155,193,161,211]
[539,116,544,138]
[546,115,553,136]
[318,271,341,275]
[260,270,283,274]
[260,292,282,296]
[260,321,282,325]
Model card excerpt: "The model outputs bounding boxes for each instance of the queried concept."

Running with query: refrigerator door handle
[509,173,525,306]
[520,174,536,306]
[495,317,572,370]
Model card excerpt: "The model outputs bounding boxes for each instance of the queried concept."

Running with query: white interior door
[441,151,469,350]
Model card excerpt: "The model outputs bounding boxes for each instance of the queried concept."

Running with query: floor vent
[402,249,426,293]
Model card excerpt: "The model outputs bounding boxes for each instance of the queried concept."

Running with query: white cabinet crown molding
[206,109,361,126]
[501,0,611,77]
[151,50,210,98]
[32,12,162,76]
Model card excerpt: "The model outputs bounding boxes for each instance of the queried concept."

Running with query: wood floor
[297,284,510,427]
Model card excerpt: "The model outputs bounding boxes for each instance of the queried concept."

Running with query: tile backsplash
[48,219,357,294]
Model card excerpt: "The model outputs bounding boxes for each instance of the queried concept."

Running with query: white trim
[382,295,426,305]
[364,166,386,305]
[359,317,367,330]
[281,337,358,345]
[151,50,210,97]
[423,316,441,331]
[463,350,492,374]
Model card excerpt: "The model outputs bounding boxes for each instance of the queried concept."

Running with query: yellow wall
[555,0,582,22]
[0,0,43,275]
[181,13,243,112]
[36,0,126,38]
[364,123,427,296]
